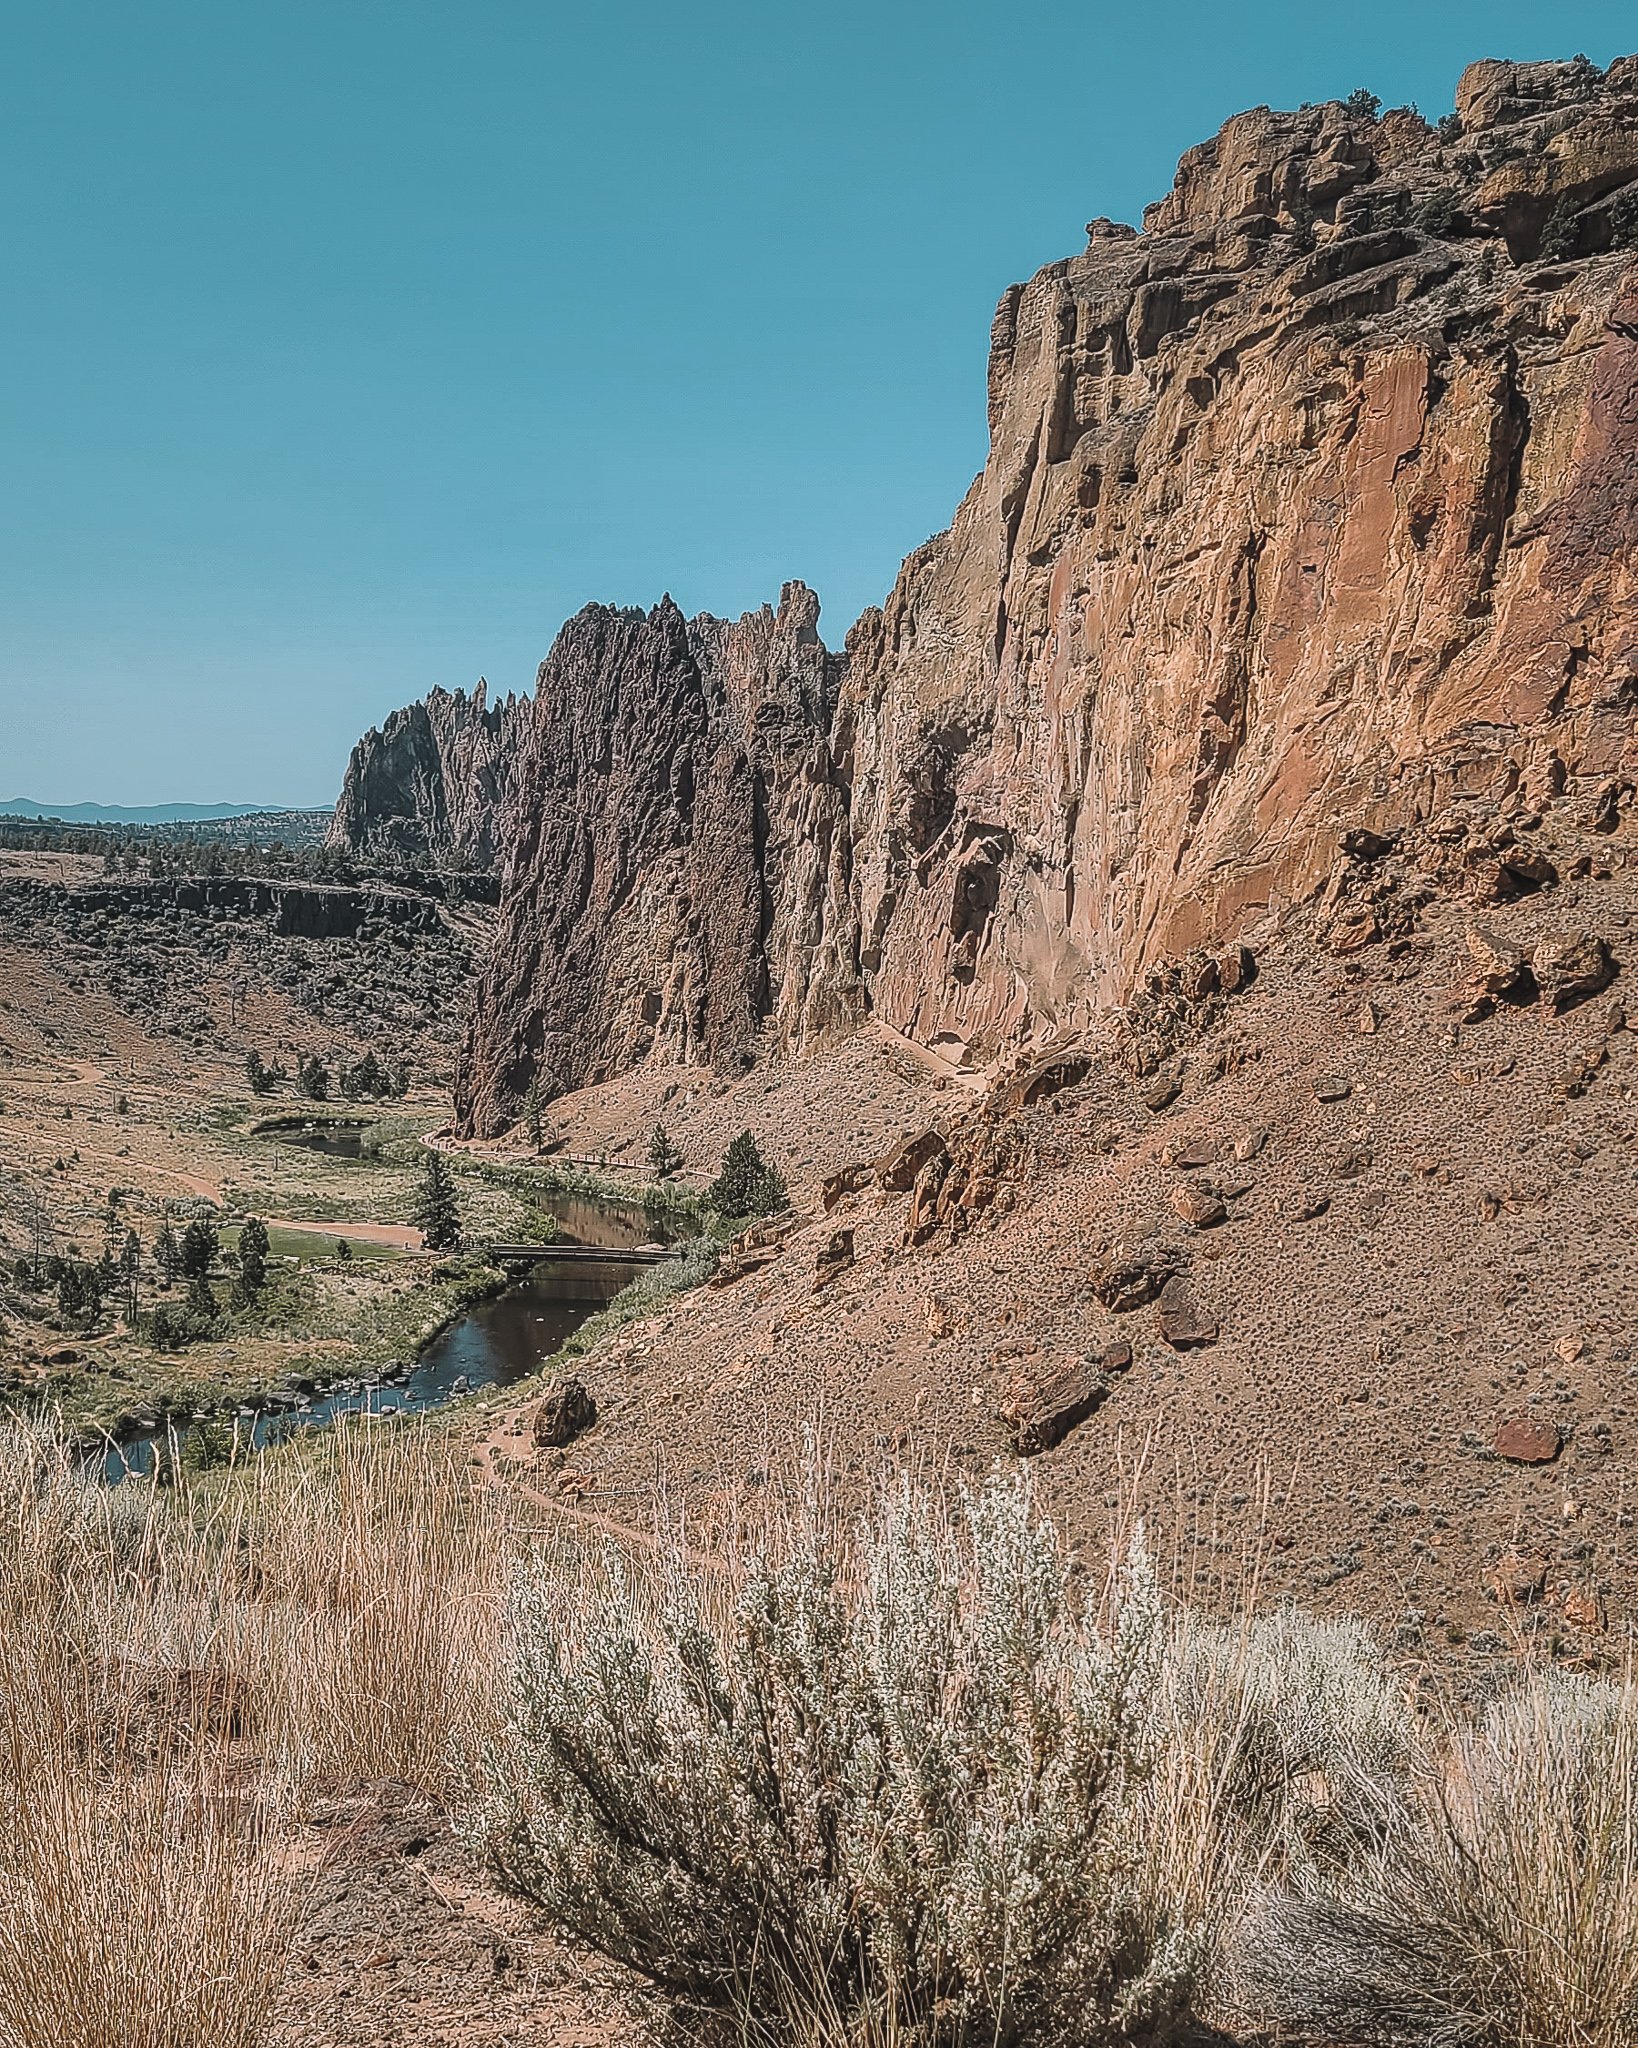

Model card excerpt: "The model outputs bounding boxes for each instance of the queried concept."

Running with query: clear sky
[3,1,1634,806]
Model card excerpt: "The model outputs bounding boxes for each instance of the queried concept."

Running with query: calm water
[101,1190,676,1481]
[273,1121,371,1159]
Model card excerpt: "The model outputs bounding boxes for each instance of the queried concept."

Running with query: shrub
[470,1471,1220,2045]
[179,1218,217,1280]
[1411,188,1465,238]
[1230,1667,1638,2047]
[706,1130,786,1220]
[1345,88,1381,121]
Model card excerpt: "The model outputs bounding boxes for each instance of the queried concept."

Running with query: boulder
[815,1228,856,1289]
[1157,1278,1219,1348]
[1532,929,1615,1011]
[532,1375,597,1449]
[1169,1183,1228,1228]
[1465,923,1529,999]
[877,1128,949,1193]
[1493,1416,1562,1465]
[1088,1238,1175,1312]
[821,1163,875,1211]
[999,1356,1106,1455]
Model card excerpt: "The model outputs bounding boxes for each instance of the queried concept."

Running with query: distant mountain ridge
[0,798,294,825]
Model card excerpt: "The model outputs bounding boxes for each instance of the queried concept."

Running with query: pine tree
[155,1216,182,1286]
[648,1122,683,1178]
[706,1131,787,1219]
[120,1227,141,1324]
[523,1078,546,1153]
[185,1269,219,1330]
[245,1050,276,1095]
[412,1148,461,1251]
[234,1216,270,1304]
[180,1218,218,1279]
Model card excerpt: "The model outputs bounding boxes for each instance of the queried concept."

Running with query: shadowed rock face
[329,683,526,869]
[454,584,859,1134]
[451,55,1638,1133]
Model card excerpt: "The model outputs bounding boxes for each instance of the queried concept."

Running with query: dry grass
[0,1419,1633,2048]
[0,1428,293,2048]
[1230,1664,1638,2047]
[239,1425,511,1798]
[0,1417,514,2046]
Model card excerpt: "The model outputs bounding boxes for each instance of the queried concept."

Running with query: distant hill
[0,798,293,825]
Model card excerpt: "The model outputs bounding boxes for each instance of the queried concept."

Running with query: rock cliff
[456,55,1638,1133]
[456,585,856,1125]
[329,682,526,869]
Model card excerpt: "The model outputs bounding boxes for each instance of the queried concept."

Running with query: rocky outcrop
[456,584,860,1130]
[329,682,526,869]
[459,55,1638,1132]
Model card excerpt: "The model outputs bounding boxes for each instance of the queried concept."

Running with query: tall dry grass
[0,1415,1634,2048]
[0,1425,293,2048]
[1231,1665,1638,2047]
[0,1416,516,2047]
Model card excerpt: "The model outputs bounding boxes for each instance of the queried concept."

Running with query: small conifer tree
[706,1131,787,1219]
[234,1216,270,1304]
[413,1148,462,1251]
[180,1218,218,1280]
[154,1215,182,1286]
[648,1122,683,1177]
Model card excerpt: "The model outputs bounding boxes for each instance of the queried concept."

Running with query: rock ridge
[329,681,526,870]
[444,54,1638,1134]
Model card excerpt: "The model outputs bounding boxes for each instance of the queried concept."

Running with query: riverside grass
[0,1418,1633,2047]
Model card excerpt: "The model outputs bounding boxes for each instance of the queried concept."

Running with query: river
[101,1188,678,1481]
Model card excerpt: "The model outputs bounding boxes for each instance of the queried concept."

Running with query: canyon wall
[449,56,1638,1134]
[329,682,526,869]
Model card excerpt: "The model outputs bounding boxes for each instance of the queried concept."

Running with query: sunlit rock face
[456,56,1638,1132]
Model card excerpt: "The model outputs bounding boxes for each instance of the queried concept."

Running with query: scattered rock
[1312,1074,1352,1103]
[815,1228,856,1289]
[1465,923,1530,1003]
[1562,1585,1605,1631]
[1171,1136,1218,1169]
[1492,1416,1562,1465]
[1140,1073,1181,1112]
[1169,1183,1228,1228]
[1287,1191,1331,1222]
[999,1355,1106,1455]
[1088,1238,1175,1312]
[924,1294,959,1340]
[1532,929,1615,1012]
[877,1128,949,1193]
[1156,1277,1219,1348]
[533,1376,597,1449]
[821,1163,874,1211]
[1233,1127,1269,1162]
[1488,1548,1549,1605]
[1100,1339,1134,1373]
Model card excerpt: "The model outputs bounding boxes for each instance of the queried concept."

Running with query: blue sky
[3,1,1633,806]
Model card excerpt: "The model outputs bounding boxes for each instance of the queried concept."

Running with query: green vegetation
[705,1129,787,1220]
[522,1076,546,1153]
[233,1216,270,1304]
[412,1148,461,1250]
[1344,87,1381,120]
[647,1120,683,1177]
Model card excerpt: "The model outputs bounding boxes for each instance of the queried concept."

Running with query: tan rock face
[458,57,1638,1132]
